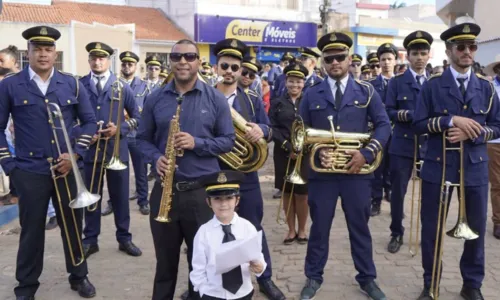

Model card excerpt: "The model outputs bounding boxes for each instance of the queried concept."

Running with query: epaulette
[246,89,259,98]
[58,70,80,98]
[428,73,442,81]
[476,73,490,81]
[3,72,17,79]
[367,77,377,81]
[355,79,375,108]
[58,70,75,77]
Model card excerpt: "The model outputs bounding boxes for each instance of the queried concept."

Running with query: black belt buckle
[175,181,188,192]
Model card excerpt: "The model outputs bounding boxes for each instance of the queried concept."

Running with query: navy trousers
[238,182,273,282]
[371,139,391,205]
[389,155,413,237]
[420,181,487,289]
[305,179,376,285]
[128,137,148,206]
[83,162,132,245]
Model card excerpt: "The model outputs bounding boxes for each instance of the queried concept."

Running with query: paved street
[1,144,499,300]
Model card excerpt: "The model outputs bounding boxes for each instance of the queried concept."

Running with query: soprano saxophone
[155,96,184,223]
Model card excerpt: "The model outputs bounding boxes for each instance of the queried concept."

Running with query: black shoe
[283,234,297,245]
[300,278,321,300]
[258,279,285,300]
[83,244,99,259]
[129,193,138,201]
[387,236,403,254]
[45,216,58,230]
[384,188,391,202]
[180,290,189,300]
[16,297,35,300]
[460,286,484,300]
[101,203,113,216]
[70,277,96,298]
[139,204,150,215]
[273,190,282,199]
[118,241,142,257]
[417,287,433,300]
[360,281,386,300]
[371,203,381,216]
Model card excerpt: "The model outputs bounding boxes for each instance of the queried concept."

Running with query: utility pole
[319,0,331,35]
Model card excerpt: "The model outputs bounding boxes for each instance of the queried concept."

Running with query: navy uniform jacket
[79,72,139,164]
[277,73,323,100]
[386,69,427,158]
[220,86,272,185]
[0,68,97,175]
[413,68,500,186]
[122,76,149,138]
[271,73,286,99]
[368,75,390,103]
[137,79,235,181]
[299,76,391,181]
[267,65,283,85]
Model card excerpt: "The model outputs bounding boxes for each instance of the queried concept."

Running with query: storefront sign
[357,34,394,46]
[195,14,317,48]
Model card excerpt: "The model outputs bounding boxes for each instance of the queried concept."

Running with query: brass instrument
[155,96,184,222]
[409,135,424,257]
[88,79,128,212]
[430,134,479,300]
[291,115,382,174]
[46,103,100,266]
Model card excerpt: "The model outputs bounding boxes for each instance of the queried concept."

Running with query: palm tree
[390,1,407,9]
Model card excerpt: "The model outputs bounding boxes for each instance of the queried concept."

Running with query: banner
[195,14,317,48]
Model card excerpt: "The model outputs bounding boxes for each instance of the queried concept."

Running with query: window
[145,52,170,69]
[18,51,64,71]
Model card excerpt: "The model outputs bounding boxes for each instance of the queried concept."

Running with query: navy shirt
[137,79,235,181]
[0,68,97,175]
[122,76,150,138]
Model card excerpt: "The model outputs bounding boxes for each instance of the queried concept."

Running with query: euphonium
[291,115,382,174]
[155,96,184,223]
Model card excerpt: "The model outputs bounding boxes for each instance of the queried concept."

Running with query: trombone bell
[105,156,127,171]
[446,222,479,240]
[69,190,101,209]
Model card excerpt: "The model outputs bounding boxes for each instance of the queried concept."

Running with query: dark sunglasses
[323,54,347,64]
[169,52,199,62]
[241,69,256,79]
[370,64,381,69]
[350,62,361,67]
[220,62,240,72]
[453,43,478,52]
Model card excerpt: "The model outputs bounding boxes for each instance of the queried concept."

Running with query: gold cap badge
[230,39,238,48]
[152,56,157,61]
[40,27,48,36]
[330,33,337,42]
[463,25,471,33]
[95,43,102,49]
[416,31,423,38]
[125,52,130,57]
[217,172,227,183]
[294,65,300,70]
[385,43,391,48]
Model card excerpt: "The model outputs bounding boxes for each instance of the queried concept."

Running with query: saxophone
[155,96,184,223]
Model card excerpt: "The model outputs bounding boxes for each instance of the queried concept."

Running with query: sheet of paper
[215,230,262,275]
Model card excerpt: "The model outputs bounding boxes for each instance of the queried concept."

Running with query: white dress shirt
[29,66,54,95]
[226,89,238,107]
[448,66,473,127]
[190,213,267,299]
[409,68,426,85]
[91,69,111,91]
[327,74,348,100]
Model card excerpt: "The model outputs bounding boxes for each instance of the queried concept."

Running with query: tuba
[291,115,382,174]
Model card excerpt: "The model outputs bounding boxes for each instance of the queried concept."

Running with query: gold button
[463,105,467,109]
[437,157,441,161]
[45,99,49,103]
[337,126,340,130]
[480,157,483,161]
[403,97,407,100]
[23,100,28,104]
[419,145,422,148]
[51,140,55,144]
[29,152,33,156]
[67,100,71,104]
[404,134,407,137]
[480,110,484,113]
[354,101,359,105]
[444,109,448,113]
[316,105,320,109]
[97,106,101,110]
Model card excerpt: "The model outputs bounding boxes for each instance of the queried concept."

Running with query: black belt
[174,181,202,192]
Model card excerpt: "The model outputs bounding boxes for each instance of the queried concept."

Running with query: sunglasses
[148,66,160,71]
[220,62,240,72]
[350,62,361,67]
[370,64,381,69]
[169,52,199,62]
[323,54,347,64]
[241,69,256,79]
[453,43,478,52]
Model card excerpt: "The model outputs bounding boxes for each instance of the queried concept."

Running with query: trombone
[46,103,100,266]
[429,133,479,300]
[88,79,128,212]
[409,135,424,257]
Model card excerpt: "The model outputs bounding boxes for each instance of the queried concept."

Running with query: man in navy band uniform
[367,52,381,77]
[385,31,433,254]
[413,23,500,300]
[137,39,235,300]
[270,52,294,99]
[145,55,163,92]
[212,38,285,300]
[0,26,97,299]
[299,32,391,300]
[119,50,150,215]
[361,64,372,80]
[368,43,399,217]
[238,56,262,94]
[350,54,363,79]
[276,47,322,97]
[80,42,142,259]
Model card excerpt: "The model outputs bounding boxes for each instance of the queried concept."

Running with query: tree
[390,1,407,9]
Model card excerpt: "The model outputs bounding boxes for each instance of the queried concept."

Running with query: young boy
[190,170,267,300]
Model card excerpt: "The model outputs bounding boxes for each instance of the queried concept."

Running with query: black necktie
[457,77,467,97]
[335,80,343,110]
[383,78,389,88]
[94,75,104,94]
[221,224,243,294]
[416,75,423,87]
